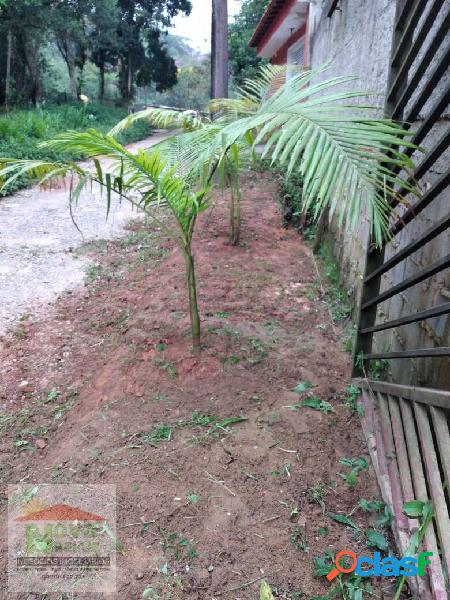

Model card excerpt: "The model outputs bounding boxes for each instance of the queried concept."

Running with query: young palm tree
[115,64,418,246]
[0,131,209,353]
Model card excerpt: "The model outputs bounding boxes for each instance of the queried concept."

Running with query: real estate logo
[8,484,116,594]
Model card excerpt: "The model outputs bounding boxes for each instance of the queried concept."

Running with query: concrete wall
[307,0,450,389]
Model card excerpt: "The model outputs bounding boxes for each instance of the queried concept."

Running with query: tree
[146,60,211,110]
[0,0,52,105]
[89,0,120,100]
[52,0,91,99]
[211,0,228,98]
[228,0,269,87]
[116,0,191,107]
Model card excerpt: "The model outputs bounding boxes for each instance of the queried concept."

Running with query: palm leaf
[109,107,208,137]
[206,69,420,245]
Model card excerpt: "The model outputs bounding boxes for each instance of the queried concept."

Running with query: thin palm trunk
[183,245,201,354]
[229,177,241,245]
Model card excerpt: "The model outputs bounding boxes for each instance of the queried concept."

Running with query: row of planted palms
[0,66,419,354]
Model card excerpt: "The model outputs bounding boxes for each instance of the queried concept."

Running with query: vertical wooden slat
[389,396,431,599]
[388,396,417,507]
[414,402,450,589]
[378,393,410,551]
[430,406,450,488]
[372,391,394,507]
[399,399,448,600]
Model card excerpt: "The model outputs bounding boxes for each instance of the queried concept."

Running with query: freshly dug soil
[0,172,382,599]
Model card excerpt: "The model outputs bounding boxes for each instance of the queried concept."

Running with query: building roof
[249,0,287,49]
[249,1,309,58]
[15,503,105,522]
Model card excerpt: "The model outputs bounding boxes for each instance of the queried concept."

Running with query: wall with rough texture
[308,0,397,297]
[307,0,450,388]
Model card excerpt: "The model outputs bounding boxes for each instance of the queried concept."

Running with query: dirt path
[0,173,388,599]
[0,132,169,334]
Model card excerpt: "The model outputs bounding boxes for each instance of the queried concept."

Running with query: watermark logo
[8,484,116,594]
[326,549,433,581]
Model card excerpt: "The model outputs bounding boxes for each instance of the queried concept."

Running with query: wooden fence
[352,0,450,597]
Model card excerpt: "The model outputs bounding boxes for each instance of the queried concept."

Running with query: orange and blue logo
[326,550,433,581]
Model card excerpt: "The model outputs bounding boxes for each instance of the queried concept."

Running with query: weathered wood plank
[353,379,450,409]
[399,399,448,599]
[414,402,450,586]
[378,393,410,552]
[430,406,450,492]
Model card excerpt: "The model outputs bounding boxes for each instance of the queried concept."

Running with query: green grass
[0,102,152,196]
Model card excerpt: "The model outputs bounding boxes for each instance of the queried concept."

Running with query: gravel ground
[0,132,169,334]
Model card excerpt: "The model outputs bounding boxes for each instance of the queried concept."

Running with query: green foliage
[291,380,313,393]
[259,580,275,600]
[228,0,270,87]
[279,169,305,224]
[285,396,333,414]
[146,60,211,111]
[0,0,191,107]
[328,513,359,530]
[343,384,361,414]
[338,456,368,488]
[317,241,353,322]
[0,103,151,195]
[207,66,420,246]
[394,500,433,600]
[290,526,309,552]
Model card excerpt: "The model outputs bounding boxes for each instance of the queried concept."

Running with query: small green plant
[306,483,328,513]
[337,456,368,488]
[216,311,229,318]
[47,388,60,403]
[186,493,200,504]
[260,580,275,600]
[140,424,173,446]
[158,526,198,563]
[291,380,313,393]
[271,462,291,479]
[342,385,361,415]
[290,526,309,553]
[285,396,333,414]
[313,551,374,600]
[393,500,434,600]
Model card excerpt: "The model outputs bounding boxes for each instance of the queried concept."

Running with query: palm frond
[209,69,420,246]
[109,107,208,137]
[0,130,210,242]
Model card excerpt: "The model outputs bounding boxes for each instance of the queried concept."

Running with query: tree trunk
[126,52,133,110]
[183,247,201,354]
[5,30,12,111]
[99,62,105,101]
[22,36,42,106]
[211,0,228,99]
[67,56,78,100]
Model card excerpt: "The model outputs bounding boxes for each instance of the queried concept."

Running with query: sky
[170,0,242,53]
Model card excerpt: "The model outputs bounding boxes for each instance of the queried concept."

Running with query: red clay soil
[0,172,384,599]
